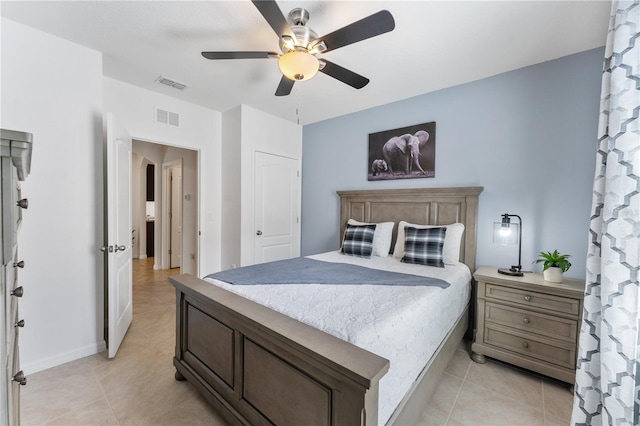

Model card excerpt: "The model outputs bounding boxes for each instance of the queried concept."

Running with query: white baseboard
[22,340,107,375]
[139,254,147,259]
[153,264,160,270]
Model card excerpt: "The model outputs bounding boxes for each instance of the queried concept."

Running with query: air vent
[155,108,180,127]
[155,76,187,90]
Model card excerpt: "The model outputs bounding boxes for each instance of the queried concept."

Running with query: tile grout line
[444,354,473,425]
[91,359,124,425]
[462,358,550,424]
[21,259,175,426]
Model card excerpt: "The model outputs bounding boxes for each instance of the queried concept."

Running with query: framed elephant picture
[368,121,436,181]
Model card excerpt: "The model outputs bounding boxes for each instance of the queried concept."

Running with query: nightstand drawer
[484,325,576,369]
[485,302,578,342]
[485,284,580,316]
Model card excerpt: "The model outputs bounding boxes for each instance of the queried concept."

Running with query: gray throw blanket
[207,257,449,288]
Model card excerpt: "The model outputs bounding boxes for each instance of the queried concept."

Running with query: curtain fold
[571,1,640,425]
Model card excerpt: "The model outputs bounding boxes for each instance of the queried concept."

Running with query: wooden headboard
[337,187,484,273]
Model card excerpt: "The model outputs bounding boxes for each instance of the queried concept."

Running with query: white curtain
[571,1,640,425]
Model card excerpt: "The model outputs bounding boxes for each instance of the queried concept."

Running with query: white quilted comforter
[204,251,471,425]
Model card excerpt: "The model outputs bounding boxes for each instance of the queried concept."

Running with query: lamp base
[497,267,524,277]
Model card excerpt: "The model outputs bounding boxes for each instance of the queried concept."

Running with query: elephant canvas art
[368,121,436,181]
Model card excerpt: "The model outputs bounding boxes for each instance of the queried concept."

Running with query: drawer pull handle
[16,198,29,209]
[14,260,25,268]
[523,317,530,324]
[522,341,529,349]
[15,319,25,328]
[524,295,531,302]
[12,371,27,386]
[11,286,23,298]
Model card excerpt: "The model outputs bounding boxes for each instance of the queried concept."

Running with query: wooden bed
[170,186,483,425]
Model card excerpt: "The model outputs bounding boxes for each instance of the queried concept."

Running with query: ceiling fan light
[308,40,327,55]
[281,35,296,52]
[278,51,319,81]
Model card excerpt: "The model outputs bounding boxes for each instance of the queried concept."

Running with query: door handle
[256,230,262,236]
[12,371,27,386]
[100,245,126,252]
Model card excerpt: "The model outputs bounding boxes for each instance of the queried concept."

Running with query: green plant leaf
[532,250,571,272]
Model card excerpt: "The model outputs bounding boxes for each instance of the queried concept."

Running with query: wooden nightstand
[471,266,585,384]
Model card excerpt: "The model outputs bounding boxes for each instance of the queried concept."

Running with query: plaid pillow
[341,224,376,258]
[402,226,447,267]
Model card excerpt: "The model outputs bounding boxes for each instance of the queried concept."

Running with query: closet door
[253,151,300,264]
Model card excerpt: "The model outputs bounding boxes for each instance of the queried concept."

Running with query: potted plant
[533,250,571,283]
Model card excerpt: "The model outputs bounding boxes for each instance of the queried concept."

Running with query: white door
[254,152,299,264]
[170,165,182,268]
[104,113,133,358]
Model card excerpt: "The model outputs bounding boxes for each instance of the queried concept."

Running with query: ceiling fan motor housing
[288,8,309,26]
[279,8,326,54]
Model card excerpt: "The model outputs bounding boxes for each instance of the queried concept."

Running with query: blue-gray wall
[301,47,604,279]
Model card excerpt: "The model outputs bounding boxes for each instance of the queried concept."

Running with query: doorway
[131,140,198,277]
[104,118,200,358]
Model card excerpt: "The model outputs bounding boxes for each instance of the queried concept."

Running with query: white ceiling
[1,1,611,125]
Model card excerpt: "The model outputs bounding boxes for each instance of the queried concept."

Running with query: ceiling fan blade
[319,60,369,89]
[251,0,295,40]
[317,10,395,53]
[275,75,295,96]
[201,51,277,60]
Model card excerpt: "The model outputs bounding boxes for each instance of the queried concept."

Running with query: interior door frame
[161,159,183,270]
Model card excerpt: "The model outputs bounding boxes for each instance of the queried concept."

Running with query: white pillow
[393,221,464,265]
[347,219,394,257]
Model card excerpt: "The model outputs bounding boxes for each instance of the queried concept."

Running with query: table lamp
[493,213,523,276]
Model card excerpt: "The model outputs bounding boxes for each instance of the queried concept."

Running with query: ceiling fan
[201,0,395,96]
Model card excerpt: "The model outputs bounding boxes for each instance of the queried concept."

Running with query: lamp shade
[493,222,519,245]
[278,51,319,81]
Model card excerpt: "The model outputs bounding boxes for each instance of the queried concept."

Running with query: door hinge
[297,170,300,177]
[169,249,172,255]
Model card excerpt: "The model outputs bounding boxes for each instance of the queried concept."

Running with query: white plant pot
[543,267,563,283]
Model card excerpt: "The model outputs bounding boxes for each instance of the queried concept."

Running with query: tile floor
[21,258,574,425]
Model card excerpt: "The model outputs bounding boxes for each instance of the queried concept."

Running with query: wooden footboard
[170,274,390,426]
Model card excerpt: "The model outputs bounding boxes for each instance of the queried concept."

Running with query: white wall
[103,78,222,276]
[1,18,105,372]
[1,19,222,373]
[221,105,302,270]
[221,107,242,271]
